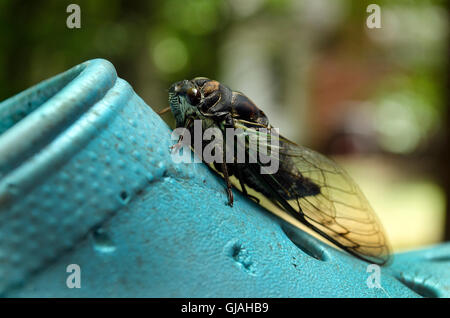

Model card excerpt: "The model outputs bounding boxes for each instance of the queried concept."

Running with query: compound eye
[186,87,201,106]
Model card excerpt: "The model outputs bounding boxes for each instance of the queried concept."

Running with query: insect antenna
[157,106,171,115]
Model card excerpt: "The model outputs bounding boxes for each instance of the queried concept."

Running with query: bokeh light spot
[152,37,188,74]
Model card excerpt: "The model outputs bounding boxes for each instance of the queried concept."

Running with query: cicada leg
[221,161,234,207]
[170,134,184,152]
[236,169,260,204]
[170,118,193,152]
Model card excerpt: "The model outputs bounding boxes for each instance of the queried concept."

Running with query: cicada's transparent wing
[234,121,392,265]
[278,140,391,264]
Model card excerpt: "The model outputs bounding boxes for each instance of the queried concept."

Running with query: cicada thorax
[192,78,269,126]
[182,78,257,175]
[190,78,321,201]
[229,92,269,127]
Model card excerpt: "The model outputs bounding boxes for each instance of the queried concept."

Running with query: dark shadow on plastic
[394,274,440,298]
[425,255,450,263]
[280,222,330,262]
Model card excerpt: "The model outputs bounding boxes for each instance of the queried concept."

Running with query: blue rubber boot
[0,59,448,297]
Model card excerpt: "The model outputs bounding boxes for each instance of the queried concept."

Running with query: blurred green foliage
[0,0,446,155]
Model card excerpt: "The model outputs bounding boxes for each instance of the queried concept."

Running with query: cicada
[160,77,391,265]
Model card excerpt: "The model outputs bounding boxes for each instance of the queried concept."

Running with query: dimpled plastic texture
[0,59,448,298]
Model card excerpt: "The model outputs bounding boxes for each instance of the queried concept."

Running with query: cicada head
[168,80,202,128]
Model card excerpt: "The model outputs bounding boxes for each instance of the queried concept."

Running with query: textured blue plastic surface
[0,59,448,298]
